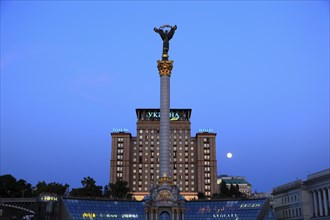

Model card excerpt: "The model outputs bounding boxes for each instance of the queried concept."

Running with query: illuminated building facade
[110,108,218,200]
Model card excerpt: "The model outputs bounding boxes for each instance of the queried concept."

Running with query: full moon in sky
[227,152,233,159]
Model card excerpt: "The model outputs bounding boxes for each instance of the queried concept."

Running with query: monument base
[144,178,185,220]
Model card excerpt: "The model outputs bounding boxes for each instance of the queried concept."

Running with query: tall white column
[313,190,318,217]
[328,187,330,212]
[157,60,173,179]
[323,188,329,216]
[318,189,323,216]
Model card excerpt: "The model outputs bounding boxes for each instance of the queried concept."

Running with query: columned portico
[328,187,330,212]
[318,189,323,216]
[313,190,318,217]
[310,188,330,217]
[323,188,328,216]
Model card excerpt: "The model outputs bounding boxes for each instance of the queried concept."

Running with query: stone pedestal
[145,181,185,220]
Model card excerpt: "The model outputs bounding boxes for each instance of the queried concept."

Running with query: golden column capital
[157,60,173,77]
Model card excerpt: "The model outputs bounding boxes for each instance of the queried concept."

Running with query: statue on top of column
[154,25,177,56]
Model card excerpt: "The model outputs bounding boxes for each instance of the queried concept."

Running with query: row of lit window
[132,169,195,175]
[139,129,189,134]
[132,186,194,192]
[119,156,197,162]
[135,140,193,147]
[132,179,195,187]
[132,174,195,181]
[133,163,195,168]
[131,146,196,155]
[132,157,195,163]
[138,135,191,141]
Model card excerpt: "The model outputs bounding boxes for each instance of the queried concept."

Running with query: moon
[227,152,233,159]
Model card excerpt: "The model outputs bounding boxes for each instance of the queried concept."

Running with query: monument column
[158,59,173,178]
[146,24,184,220]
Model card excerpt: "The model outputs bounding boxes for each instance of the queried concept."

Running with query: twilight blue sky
[1,1,329,193]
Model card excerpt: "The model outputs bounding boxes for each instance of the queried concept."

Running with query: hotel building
[110,108,218,200]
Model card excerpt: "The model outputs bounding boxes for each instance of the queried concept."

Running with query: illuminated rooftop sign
[136,108,191,121]
[38,195,58,202]
[112,128,129,133]
[198,128,214,133]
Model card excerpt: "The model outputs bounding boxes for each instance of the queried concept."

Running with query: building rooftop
[272,180,303,195]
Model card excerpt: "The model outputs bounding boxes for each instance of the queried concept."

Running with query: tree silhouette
[104,180,130,199]
[0,174,33,198]
[34,181,69,196]
[70,176,102,197]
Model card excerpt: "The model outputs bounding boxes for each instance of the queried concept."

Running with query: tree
[197,192,206,200]
[219,180,229,197]
[0,174,33,198]
[234,184,242,197]
[211,192,221,199]
[16,179,33,197]
[70,176,102,197]
[105,180,130,199]
[34,181,69,196]
[229,184,236,197]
